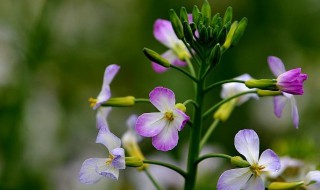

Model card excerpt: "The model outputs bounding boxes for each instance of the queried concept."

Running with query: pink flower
[135,87,189,151]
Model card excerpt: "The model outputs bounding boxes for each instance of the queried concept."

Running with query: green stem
[171,64,198,83]
[185,57,196,78]
[202,90,257,119]
[183,99,199,109]
[182,39,201,65]
[134,98,150,103]
[204,79,245,94]
[143,160,187,178]
[199,119,220,150]
[144,169,162,190]
[196,153,232,165]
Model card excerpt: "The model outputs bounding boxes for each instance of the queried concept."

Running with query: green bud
[180,7,189,23]
[125,157,144,168]
[268,181,304,190]
[245,79,278,91]
[104,96,135,107]
[222,21,238,50]
[192,5,201,25]
[217,26,227,45]
[175,103,187,113]
[211,13,221,27]
[214,99,236,122]
[143,48,171,68]
[199,26,209,43]
[201,0,211,26]
[231,156,250,168]
[223,6,233,25]
[231,17,248,46]
[257,90,282,97]
[209,43,221,66]
[183,21,194,43]
[190,23,197,34]
[169,9,184,39]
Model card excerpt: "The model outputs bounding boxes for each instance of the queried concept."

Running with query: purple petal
[268,56,286,77]
[258,149,281,173]
[135,113,166,137]
[162,50,187,67]
[96,107,112,131]
[243,176,264,190]
[217,168,252,190]
[126,114,138,130]
[234,129,260,164]
[153,19,178,48]
[152,124,179,151]
[149,87,176,112]
[79,158,106,184]
[111,148,126,169]
[289,96,299,128]
[99,165,119,180]
[305,171,320,190]
[152,61,169,73]
[172,109,190,131]
[96,129,121,152]
[273,95,287,118]
[277,68,307,95]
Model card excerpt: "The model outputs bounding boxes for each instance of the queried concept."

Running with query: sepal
[231,156,250,168]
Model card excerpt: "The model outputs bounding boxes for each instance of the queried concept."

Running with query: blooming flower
[217,129,280,190]
[135,87,189,151]
[304,171,320,190]
[268,56,307,128]
[79,130,125,184]
[152,19,190,73]
[89,64,120,110]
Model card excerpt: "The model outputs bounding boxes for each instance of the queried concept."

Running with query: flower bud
[257,90,282,97]
[217,26,227,45]
[209,43,221,66]
[201,0,211,26]
[222,21,238,50]
[214,99,236,122]
[183,21,194,43]
[169,9,184,39]
[175,103,187,113]
[268,181,304,190]
[231,17,248,46]
[245,79,278,91]
[223,6,233,25]
[199,26,209,42]
[231,156,250,168]
[103,96,135,107]
[192,5,201,25]
[125,157,144,168]
[211,13,222,29]
[143,48,171,68]
[180,7,189,23]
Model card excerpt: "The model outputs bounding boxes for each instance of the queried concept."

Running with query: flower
[268,56,307,128]
[152,19,190,73]
[79,130,125,184]
[89,64,120,110]
[304,171,320,190]
[217,129,280,190]
[135,87,189,151]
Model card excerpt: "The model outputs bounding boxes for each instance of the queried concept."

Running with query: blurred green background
[0,0,319,189]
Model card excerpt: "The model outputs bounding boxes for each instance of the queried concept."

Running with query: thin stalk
[171,64,198,83]
[185,57,196,79]
[196,153,232,165]
[202,90,257,119]
[143,160,187,178]
[204,79,245,94]
[199,119,220,150]
[182,39,201,65]
[134,98,150,103]
[144,169,162,190]
[183,99,199,109]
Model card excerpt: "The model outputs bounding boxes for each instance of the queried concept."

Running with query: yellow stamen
[88,97,98,108]
[164,111,174,121]
[250,163,265,177]
[106,154,115,165]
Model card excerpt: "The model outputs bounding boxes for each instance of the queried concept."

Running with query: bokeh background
[0,0,319,189]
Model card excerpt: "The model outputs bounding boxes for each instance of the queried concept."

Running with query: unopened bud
[192,5,201,25]
[143,48,171,68]
[103,96,135,107]
[223,6,233,25]
[231,156,250,168]
[169,9,184,39]
[214,100,236,122]
[209,43,221,66]
[257,90,282,97]
[201,0,211,25]
[222,21,238,50]
[183,21,194,43]
[245,79,278,91]
[232,17,248,46]
[175,103,187,113]
[268,181,304,190]
[180,7,189,23]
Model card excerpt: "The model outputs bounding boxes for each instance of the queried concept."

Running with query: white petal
[244,176,264,190]
[172,109,190,131]
[289,95,299,128]
[234,129,260,164]
[79,158,106,184]
[273,95,287,118]
[217,168,252,190]
[258,149,281,173]
[135,113,167,137]
[96,129,121,152]
[126,114,138,130]
[98,164,119,180]
[152,124,179,151]
[305,171,320,190]
[153,19,179,48]
[149,87,176,112]
[96,107,112,131]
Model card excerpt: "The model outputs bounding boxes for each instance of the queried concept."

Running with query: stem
[196,153,232,165]
[182,39,201,65]
[171,64,198,83]
[204,79,245,94]
[143,160,187,178]
[134,98,150,103]
[185,57,196,78]
[199,119,220,150]
[183,99,199,109]
[202,90,257,119]
[144,169,162,190]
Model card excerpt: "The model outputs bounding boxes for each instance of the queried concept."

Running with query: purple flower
[152,19,190,73]
[79,130,125,184]
[304,171,320,190]
[268,56,307,128]
[217,129,280,190]
[268,56,307,95]
[89,64,120,110]
[135,87,189,151]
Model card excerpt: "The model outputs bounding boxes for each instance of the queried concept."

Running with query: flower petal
[243,176,264,190]
[79,158,106,184]
[126,114,138,130]
[217,168,252,190]
[304,171,320,190]
[149,87,176,112]
[153,19,178,48]
[273,95,287,118]
[152,62,170,73]
[289,95,299,128]
[172,109,190,131]
[152,124,179,151]
[258,149,281,173]
[268,56,286,77]
[234,129,259,164]
[111,148,126,169]
[96,129,121,152]
[96,107,112,131]
[151,50,187,73]
[98,164,119,180]
[135,113,167,137]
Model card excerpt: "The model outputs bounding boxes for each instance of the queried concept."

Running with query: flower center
[106,154,115,165]
[88,97,97,108]
[173,43,190,60]
[250,163,265,177]
[164,111,174,121]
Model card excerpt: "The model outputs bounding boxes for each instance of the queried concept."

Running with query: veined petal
[96,129,121,152]
[153,19,179,48]
[96,107,112,131]
[111,148,126,169]
[79,158,106,184]
[273,95,287,118]
[235,129,259,164]
[258,149,281,173]
[305,171,320,190]
[268,56,286,77]
[172,109,190,131]
[243,176,264,190]
[152,124,179,151]
[149,87,176,112]
[98,164,119,180]
[135,113,167,137]
[217,168,252,190]
[289,95,299,128]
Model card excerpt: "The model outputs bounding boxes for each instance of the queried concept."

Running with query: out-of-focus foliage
[0,0,319,189]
